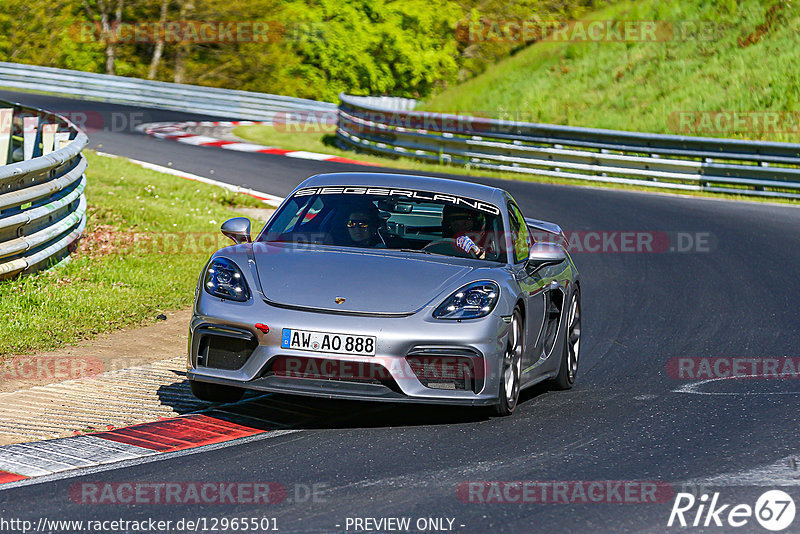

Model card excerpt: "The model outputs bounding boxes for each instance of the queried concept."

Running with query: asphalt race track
[1,90,799,533]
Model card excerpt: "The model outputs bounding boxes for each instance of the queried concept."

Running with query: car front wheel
[495,309,523,416]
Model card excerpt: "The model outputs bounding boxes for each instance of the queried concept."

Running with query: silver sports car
[188,172,581,415]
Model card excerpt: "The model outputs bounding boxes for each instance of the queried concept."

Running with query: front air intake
[406,347,484,393]
[195,326,258,370]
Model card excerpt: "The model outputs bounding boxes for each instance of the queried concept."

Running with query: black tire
[552,287,581,390]
[189,379,245,403]
[495,309,523,416]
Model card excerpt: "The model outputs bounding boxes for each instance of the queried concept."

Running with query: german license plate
[281,329,376,356]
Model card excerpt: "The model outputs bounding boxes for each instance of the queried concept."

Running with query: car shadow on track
[155,376,553,432]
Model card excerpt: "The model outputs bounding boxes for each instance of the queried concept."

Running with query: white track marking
[221,143,272,152]
[136,120,373,166]
[0,435,159,477]
[673,375,800,396]
[284,150,335,160]
[175,135,222,145]
[94,151,286,205]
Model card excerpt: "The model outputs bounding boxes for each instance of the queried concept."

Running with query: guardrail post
[54,132,70,150]
[22,116,38,160]
[41,123,57,155]
[0,108,11,166]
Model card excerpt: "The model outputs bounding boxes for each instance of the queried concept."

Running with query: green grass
[0,151,270,357]
[233,122,403,166]
[422,0,800,143]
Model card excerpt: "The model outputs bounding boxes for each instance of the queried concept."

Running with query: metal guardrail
[337,94,800,200]
[346,96,417,111]
[0,98,87,279]
[0,62,336,122]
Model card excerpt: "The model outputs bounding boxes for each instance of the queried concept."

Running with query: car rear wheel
[495,309,523,416]
[552,288,581,390]
[189,379,245,403]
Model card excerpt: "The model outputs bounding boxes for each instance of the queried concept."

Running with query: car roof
[296,172,507,206]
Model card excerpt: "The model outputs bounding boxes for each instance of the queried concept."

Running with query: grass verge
[0,150,271,358]
[421,0,800,143]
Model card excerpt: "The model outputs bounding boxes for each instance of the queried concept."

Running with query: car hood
[250,243,474,315]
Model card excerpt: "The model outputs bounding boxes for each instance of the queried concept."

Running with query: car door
[506,200,548,378]
[517,208,574,374]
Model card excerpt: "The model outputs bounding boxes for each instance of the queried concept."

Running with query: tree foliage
[0,0,604,101]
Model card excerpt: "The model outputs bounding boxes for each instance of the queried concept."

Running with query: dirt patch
[77,224,149,258]
[739,2,786,47]
[0,308,191,394]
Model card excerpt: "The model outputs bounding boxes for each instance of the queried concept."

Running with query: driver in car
[442,205,491,259]
[338,204,386,248]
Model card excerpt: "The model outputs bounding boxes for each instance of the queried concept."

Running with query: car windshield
[258,187,507,262]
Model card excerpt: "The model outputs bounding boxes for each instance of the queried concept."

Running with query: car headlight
[433,281,500,320]
[204,257,251,302]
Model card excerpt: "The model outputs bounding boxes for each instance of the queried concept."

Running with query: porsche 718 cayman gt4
[188,172,581,416]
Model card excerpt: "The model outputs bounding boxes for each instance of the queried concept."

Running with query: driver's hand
[456,235,485,259]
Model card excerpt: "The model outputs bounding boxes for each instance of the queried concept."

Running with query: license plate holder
[281,329,376,356]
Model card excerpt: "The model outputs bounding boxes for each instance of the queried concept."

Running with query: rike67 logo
[668,490,796,531]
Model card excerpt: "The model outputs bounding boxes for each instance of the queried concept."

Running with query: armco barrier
[337,94,800,199]
[0,62,336,122]
[5,61,798,200]
[0,98,87,279]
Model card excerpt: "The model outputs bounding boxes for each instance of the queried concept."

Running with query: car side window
[508,202,531,263]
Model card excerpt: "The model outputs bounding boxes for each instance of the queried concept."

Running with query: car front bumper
[188,295,510,406]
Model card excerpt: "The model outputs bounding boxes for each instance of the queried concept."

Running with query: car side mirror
[527,242,566,270]
[221,217,252,244]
